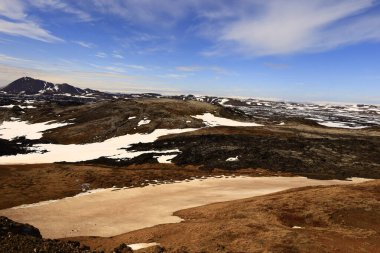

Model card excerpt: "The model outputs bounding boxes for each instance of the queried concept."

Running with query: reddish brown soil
[72,180,380,253]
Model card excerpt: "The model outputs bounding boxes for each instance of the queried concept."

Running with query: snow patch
[0,119,71,140]
[317,121,368,129]
[137,119,151,126]
[155,154,177,163]
[0,128,196,164]
[226,156,239,162]
[128,243,159,250]
[192,113,262,127]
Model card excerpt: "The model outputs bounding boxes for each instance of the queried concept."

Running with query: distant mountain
[1,77,96,97]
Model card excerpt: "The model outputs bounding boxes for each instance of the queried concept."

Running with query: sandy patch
[0,176,369,239]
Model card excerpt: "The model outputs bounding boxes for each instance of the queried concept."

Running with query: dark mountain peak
[1,77,87,96]
[1,77,54,95]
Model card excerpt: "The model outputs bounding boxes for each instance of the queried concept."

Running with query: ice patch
[193,113,262,127]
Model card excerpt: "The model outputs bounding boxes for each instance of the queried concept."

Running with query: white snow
[128,116,136,120]
[0,119,71,140]
[226,156,239,162]
[128,243,159,250]
[0,128,196,164]
[137,119,151,126]
[292,226,302,229]
[219,98,229,105]
[155,154,178,163]
[317,121,368,129]
[192,113,262,127]
[0,105,36,109]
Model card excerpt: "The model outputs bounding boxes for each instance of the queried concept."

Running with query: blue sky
[0,0,380,103]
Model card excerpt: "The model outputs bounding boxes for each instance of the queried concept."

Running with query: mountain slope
[1,77,87,96]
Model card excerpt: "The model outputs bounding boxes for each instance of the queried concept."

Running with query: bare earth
[0,176,368,239]
[73,180,380,253]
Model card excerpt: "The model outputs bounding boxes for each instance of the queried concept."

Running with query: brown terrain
[72,180,380,253]
[0,98,379,252]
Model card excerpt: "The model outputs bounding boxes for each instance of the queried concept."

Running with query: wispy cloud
[95,52,107,58]
[176,65,230,75]
[28,0,92,22]
[125,64,146,70]
[86,0,380,56]
[112,53,124,59]
[73,41,95,48]
[0,53,32,64]
[159,73,188,79]
[209,0,380,56]
[0,19,62,42]
[264,62,291,70]
[0,0,62,42]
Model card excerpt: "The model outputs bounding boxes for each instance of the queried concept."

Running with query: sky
[0,0,380,104]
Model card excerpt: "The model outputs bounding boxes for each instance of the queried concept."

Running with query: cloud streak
[0,0,63,42]
[217,0,379,55]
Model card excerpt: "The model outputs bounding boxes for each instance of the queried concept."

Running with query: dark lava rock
[0,216,97,253]
[113,243,133,253]
[0,216,41,238]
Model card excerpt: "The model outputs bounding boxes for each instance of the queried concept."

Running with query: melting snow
[226,156,239,162]
[155,154,178,163]
[0,119,71,140]
[317,121,368,129]
[0,128,196,164]
[137,119,151,126]
[128,243,159,250]
[193,113,262,127]
[0,105,36,109]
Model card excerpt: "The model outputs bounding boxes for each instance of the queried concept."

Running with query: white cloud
[0,0,62,43]
[159,73,187,79]
[28,0,92,21]
[0,0,26,20]
[0,54,32,64]
[126,65,145,70]
[112,53,124,59]
[0,19,62,42]
[89,0,380,56]
[212,0,379,55]
[176,65,229,75]
[73,41,95,48]
[95,52,107,58]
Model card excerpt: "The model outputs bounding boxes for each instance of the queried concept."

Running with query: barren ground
[73,180,380,253]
